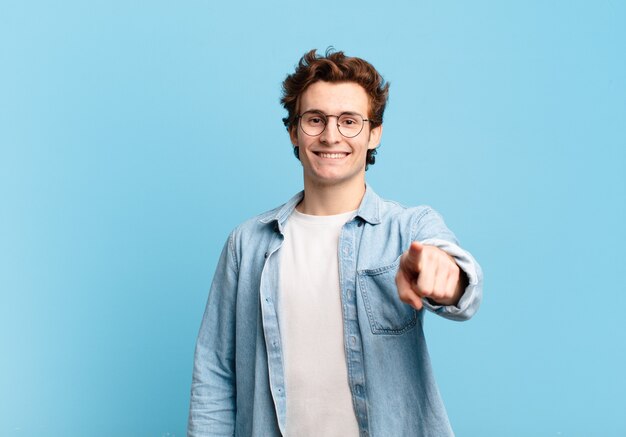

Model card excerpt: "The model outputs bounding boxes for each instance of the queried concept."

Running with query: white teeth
[319,152,347,159]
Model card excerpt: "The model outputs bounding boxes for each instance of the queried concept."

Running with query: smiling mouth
[315,152,349,159]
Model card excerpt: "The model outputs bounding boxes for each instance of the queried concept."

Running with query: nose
[320,115,341,144]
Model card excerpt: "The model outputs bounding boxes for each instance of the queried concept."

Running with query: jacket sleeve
[188,231,239,437]
[412,208,483,321]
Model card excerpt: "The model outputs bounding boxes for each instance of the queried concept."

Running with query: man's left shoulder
[377,196,441,224]
[374,195,456,243]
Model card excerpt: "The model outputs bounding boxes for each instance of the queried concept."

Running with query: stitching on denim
[228,230,239,274]
[357,264,417,335]
[410,206,432,241]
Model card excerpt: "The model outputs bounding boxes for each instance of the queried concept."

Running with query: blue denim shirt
[188,185,483,437]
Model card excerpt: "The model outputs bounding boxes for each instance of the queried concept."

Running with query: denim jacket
[188,185,483,437]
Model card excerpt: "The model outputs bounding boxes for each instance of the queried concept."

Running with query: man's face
[290,81,382,189]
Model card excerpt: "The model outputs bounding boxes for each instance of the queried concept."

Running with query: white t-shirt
[278,208,359,437]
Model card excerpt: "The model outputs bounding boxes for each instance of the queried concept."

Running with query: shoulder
[373,194,453,242]
[232,189,302,236]
[376,195,440,226]
[230,204,282,240]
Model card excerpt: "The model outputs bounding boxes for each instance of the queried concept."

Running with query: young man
[188,49,483,437]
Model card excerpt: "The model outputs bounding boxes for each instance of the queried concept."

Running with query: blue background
[1,1,625,436]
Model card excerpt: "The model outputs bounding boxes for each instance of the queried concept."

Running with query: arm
[188,232,238,437]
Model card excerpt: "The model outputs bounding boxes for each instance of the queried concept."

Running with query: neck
[297,178,366,216]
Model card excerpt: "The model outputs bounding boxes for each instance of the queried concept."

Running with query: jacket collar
[356,183,382,225]
[259,183,382,231]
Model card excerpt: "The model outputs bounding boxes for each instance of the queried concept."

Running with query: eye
[303,112,326,126]
[338,115,360,127]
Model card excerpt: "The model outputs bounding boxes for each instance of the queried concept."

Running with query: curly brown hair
[281,48,390,168]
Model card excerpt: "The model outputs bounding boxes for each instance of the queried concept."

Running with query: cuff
[419,238,483,321]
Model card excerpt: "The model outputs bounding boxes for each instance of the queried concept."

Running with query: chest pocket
[357,258,417,335]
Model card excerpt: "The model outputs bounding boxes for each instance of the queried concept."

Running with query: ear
[289,126,299,147]
[368,124,383,150]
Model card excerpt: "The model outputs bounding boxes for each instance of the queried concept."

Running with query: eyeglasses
[296,111,370,138]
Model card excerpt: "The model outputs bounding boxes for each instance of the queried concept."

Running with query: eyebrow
[301,109,363,117]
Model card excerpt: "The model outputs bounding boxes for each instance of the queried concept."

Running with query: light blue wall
[1,1,624,435]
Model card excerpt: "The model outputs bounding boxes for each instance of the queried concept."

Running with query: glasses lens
[337,114,364,138]
[300,112,326,136]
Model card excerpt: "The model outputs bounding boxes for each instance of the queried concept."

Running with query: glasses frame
[296,111,370,138]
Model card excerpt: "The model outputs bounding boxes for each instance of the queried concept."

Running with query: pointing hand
[395,242,466,310]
